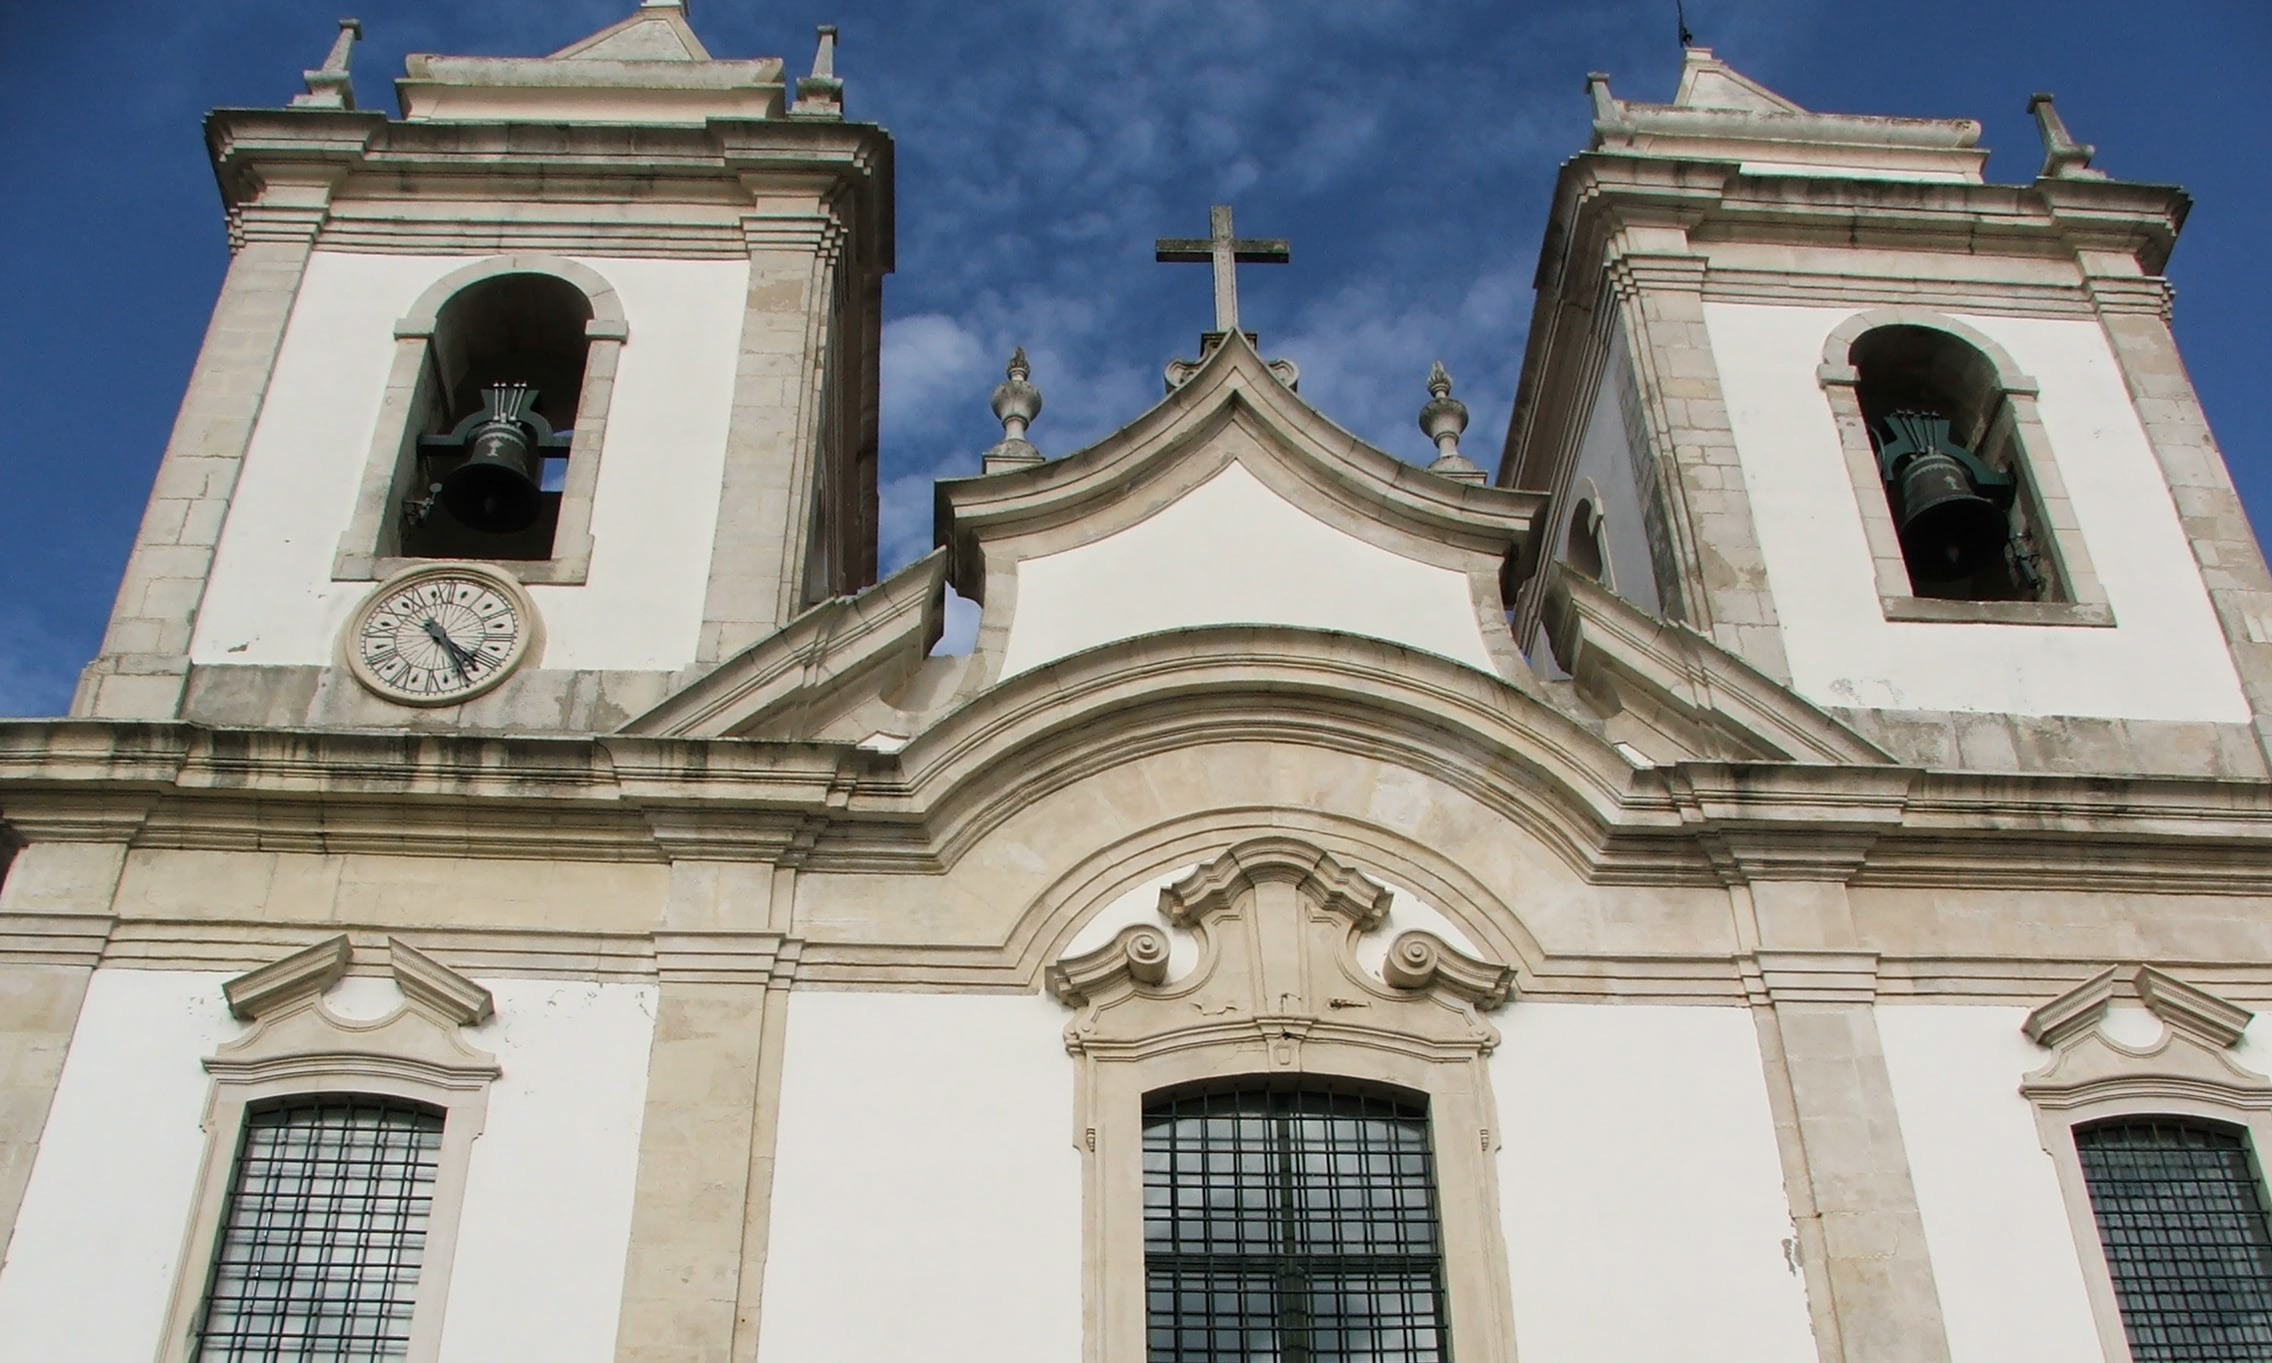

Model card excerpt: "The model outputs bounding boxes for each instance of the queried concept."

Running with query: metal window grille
[194,1096,444,1362]
[2076,1117,2272,1363]
[1143,1084,1451,1363]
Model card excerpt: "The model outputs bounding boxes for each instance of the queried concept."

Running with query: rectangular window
[1143,1084,1451,1363]
[2076,1117,2272,1363]
[195,1096,444,1362]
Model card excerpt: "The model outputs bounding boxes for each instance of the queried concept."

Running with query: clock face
[347,567,534,705]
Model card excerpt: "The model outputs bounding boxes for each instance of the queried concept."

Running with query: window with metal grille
[2076,1117,2272,1363]
[1143,1083,1451,1363]
[194,1096,444,1362]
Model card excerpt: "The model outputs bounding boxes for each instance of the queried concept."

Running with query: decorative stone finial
[1419,362,1483,484]
[2028,93,2105,181]
[791,25,845,119]
[983,348,1045,473]
[291,18,362,110]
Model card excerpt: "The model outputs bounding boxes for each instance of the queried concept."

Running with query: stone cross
[1154,205,1290,334]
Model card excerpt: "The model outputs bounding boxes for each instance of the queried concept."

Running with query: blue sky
[1,0,2267,715]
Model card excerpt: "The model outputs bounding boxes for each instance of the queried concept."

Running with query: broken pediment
[2022,965,2269,1110]
[1051,838,1511,1065]
[211,936,499,1089]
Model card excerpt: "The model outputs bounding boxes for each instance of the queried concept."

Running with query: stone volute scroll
[1049,836,1513,1066]
[981,348,1045,474]
[1419,362,1485,485]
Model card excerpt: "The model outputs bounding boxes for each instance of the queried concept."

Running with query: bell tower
[1503,49,2272,778]
[71,3,892,732]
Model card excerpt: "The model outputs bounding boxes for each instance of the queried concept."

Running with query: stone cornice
[200,106,894,269]
[12,652,2272,891]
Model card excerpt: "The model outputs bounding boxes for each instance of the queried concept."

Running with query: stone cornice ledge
[11,717,2272,890]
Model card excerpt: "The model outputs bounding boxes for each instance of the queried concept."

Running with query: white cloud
[880,312,992,440]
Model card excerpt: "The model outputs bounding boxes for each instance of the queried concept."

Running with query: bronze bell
[1875,410,2014,583]
[425,384,568,534]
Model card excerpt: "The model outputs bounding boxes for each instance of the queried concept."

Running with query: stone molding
[934,330,1546,698]
[24,635,2272,896]
[155,937,499,1363]
[2020,965,2270,1363]
[1050,835,1518,1363]
[204,109,894,267]
[633,550,943,738]
[1816,307,2109,621]
[1541,562,1893,764]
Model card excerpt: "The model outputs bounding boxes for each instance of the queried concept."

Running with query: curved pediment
[933,331,1548,693]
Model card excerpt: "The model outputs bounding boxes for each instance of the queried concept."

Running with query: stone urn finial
[983,348,1046,473]
[1419,361,1484,484]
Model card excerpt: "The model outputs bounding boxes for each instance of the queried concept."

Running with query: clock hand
[420,618,481,677]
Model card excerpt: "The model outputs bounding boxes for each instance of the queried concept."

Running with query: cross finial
[1155,205,1290,335]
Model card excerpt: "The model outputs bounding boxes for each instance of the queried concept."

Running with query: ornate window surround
[1816,307,2111,627]
[2020,964,2272,1363]
[1049,836,1519,1363]
[156,935,500,1363]
[331,254,630,588]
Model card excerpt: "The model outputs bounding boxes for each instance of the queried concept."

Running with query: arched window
[1565,498,1607,584]
[193,1095,446,1361]
[2074,1117,2272,1361]
[333,256,627,588]
[1143,1080,1451,1363]
[399,273,592,562]
[1849,324,2047,601]
[1818,310,2107,624]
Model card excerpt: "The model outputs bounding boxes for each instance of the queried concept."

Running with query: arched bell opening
[1565,498,1607,584]
[401,273,594,561]
[1849,325,2061,603]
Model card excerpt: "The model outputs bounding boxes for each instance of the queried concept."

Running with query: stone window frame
[156,936,499,1363]
[1048,836,1520,1363]
[332,254,630,588]
[2020,965,2272,1363]
[1817,307,2111,627]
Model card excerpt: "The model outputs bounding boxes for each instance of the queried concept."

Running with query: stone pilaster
[1736,878,1952,1363]
[73,208,326,720]
[694,215,853,665]
[0,841,124,1256]
[2084,266,2272,765]
[1609,242,1792,682]
[613,861,798,1363]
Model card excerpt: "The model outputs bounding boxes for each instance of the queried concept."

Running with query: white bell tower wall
[71,14,890,734]
[1502,51,2272,777]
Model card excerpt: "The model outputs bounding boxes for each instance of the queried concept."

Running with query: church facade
[5,6,2272,1363]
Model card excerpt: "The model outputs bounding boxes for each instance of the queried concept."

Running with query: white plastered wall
[999,461,1499,678]
[758,989,1084,1363]
[1706,301,2247,722]
[190,250,749,672]
[1877,1004,2109,1363]
[0,967,656,1363]
[1493,1002,1818,1363]
[1528,330,1664,663]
